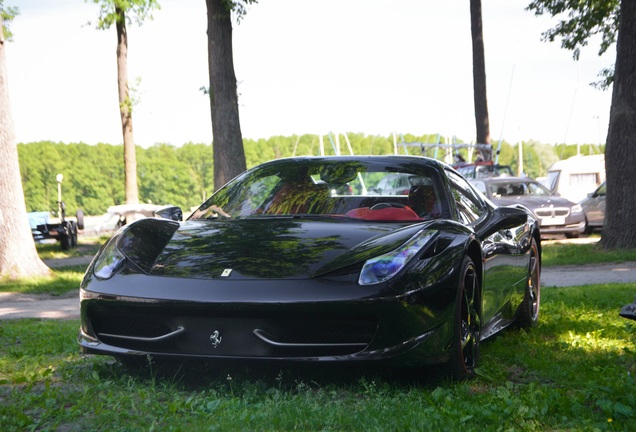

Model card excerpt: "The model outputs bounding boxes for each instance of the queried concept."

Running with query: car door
[585,182,606,227]
[446,170,525,326]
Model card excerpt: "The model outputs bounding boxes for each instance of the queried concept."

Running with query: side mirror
[478,205,528,238]
[155,206,183,222]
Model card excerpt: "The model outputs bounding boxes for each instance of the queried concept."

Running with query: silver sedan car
[579,182,606,233]
[471,177,586,238]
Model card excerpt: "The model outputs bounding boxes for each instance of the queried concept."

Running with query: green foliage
[137,143,199,210]
[0,1,18,42]
[526,0,619,89]
[494,140,603,179]
[221,0,259,22]
[18,141,126,215]
[87,0,160,29]
[592,65,615,90]
[552,142,604,159]
[17,138,600,216]
[526,0,619,60]
[1,284,634,430]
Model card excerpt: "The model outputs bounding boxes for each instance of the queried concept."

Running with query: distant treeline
[17,135,603,216]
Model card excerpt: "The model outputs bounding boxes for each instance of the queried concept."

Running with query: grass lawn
[35,237,104,261]
[542,239,636,266]
[0,284,634,431]
[0,238,104,295]
[0,238,635,430]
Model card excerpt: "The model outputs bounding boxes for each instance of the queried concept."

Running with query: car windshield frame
[188,158,447,223]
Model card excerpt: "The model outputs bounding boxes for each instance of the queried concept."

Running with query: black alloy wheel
[516,237,541,328]
[447,255,481,380]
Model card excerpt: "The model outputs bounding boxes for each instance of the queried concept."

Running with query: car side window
[447,170,487,224]
[595,183,606,196]
[471,181,487,196]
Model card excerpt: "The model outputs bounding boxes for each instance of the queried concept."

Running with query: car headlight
[359,230,437,285]
[93,238,126,280]
[571,204,583,214]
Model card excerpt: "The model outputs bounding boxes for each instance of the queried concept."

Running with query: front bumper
[538,219,586,236]
[78,273,456,365]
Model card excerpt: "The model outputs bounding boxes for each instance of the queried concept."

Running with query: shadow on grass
[90,355,451,391]
[36,239,104,261]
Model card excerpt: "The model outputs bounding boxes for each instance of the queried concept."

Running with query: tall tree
[600,0,636,249]
[205,0,255,190]
[470,0,492,161]
[0,10,51,279]
[526,1,635,249]
[90,0,159,204]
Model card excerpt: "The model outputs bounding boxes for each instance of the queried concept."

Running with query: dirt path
[541,261,636,287]
[0,291,79,320]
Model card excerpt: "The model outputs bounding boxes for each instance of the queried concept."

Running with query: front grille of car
[535,207,570,218]
[94,316,172,339]
[88,306,377,358]
[91,313,179,352]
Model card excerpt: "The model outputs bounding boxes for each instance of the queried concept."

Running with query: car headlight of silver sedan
[571,204,583,214]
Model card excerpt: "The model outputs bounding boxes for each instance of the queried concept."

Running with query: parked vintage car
[28,174,84,250]
[470,176,585,238]
[28,208,84,250]
[78,156,541,380]
[93,203,178,234]
[579,181,606,233]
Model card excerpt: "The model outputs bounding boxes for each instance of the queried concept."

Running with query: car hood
[144,217,430,280]
[490,195,574,211]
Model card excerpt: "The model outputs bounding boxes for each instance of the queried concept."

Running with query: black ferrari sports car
[79,156,541,379]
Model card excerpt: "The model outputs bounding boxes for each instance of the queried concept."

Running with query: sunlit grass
[2,235,635,429]
[0,268,84,295]
[542,240,636,266]
[0,237,105,294]
[1,285,635,431]
[541,243,636,267]
[35,236,106,260]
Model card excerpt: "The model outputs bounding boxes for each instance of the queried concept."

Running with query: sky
[6,0,615,149]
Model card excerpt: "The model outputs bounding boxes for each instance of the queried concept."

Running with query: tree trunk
[600,0,636,249]
[206,0,247,191]
[0,19,51,279]
[116,6,139,205]
[470,0,492,162]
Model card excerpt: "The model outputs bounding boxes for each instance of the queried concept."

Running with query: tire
[76,209,85,230]
[446,255,481,380]
[60,235,70,250]
[516,237,541,328]
[70,221,78,247]
[60,222,73,250]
